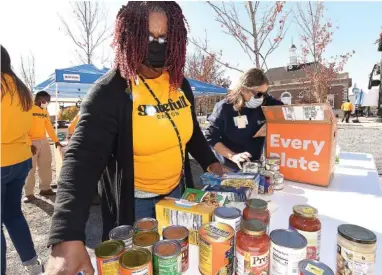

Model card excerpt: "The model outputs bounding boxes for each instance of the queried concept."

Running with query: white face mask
[245,96,264,109]
[40,103,48,109]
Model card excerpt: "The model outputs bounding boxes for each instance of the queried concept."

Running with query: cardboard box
[262,103,337,187]
[155,199,216,245]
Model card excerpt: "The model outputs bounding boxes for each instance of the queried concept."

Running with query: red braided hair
[112,1,189,88]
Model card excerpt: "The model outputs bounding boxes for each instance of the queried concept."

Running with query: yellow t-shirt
[68,113,80,135]
[28,105,59,142]
[341,102,353,111]
[1,74,33,167]
[132,72,194,194]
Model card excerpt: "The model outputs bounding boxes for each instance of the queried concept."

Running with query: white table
[88,152,382,275]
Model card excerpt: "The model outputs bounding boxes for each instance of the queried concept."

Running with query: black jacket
[205,96,283,169]
[48,69,217,246]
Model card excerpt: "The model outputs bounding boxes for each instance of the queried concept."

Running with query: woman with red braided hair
[46,2,223,274]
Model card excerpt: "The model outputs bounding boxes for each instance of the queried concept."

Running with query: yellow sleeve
[68,114,79,135]
[341,103,344,111]
[45,116,59,143]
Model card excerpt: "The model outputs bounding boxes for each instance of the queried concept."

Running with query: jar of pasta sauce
[289,205,321,260]
[236,220,270,275]
[243,199,270,234]
[337,224,377,275]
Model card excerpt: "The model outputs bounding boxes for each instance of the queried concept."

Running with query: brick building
[265,45,352,111]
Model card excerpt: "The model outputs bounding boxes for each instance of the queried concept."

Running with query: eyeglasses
[253,91,269,98]
[149,35,167,44]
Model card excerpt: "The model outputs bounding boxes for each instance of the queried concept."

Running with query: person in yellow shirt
[341,99,354,123]
[1,45,44,274]
[24,91,63,203]
[67,112,79,139]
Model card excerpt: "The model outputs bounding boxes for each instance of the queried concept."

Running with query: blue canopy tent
[187,78,227,95]
[35,64,227,98]
[34,64,109,132]
[34,64,109,100]
[35,64,227,131]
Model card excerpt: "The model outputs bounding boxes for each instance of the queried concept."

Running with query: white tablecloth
[87,152,382,274]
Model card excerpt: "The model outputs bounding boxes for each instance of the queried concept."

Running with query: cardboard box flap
[262,103,334,123]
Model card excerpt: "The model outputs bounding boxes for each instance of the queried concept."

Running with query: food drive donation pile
[94,157,378,275]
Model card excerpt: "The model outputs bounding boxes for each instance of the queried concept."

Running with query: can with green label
[153,240,181,275]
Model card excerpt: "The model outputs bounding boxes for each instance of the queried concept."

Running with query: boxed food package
[221,173,260,189]
[262,103,337,186]
[200,172,260,189]
[181,188,227,207]
[202,185,252,203]
[155,199,216,245]
[200,172,222,186]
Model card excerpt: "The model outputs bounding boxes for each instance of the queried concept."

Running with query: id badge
[234,116,247,129]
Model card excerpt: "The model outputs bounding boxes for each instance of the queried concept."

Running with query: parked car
[54,120,69,129]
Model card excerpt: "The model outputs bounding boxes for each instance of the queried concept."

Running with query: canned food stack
[242,157,285,195]
[94,203,377,275]
[264,157,284,192]
[96,218,190,275]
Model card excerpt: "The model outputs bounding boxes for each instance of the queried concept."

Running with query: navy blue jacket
[205,96,283,169]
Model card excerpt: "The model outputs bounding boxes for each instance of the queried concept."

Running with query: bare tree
[185,46,231,115]
[185,48,231,88]
[190,1,289,72]
[59,1,112,64]
[20,52,36,92]
[295,1,354,102]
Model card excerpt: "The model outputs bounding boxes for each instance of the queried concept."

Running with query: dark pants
[134,184,183,220]
[342,111,351,123]
[1,159,37,274]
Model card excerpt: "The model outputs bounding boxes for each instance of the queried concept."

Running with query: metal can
[134,218,158,233]
[298,259,334,275]
[213,206,242,233]
[270,229,308,275]
[109,225,134,249]
[266,163,280,172]
[153,240,182,275]
[242,162,260,174]
[120,248,153,275]
[133,231,160,253]
[266,157,280,165]
[199,222,235,275]
[95,240,125,275]
[162,226,189,272]
[260,170,274,195]
[273,173,284,190]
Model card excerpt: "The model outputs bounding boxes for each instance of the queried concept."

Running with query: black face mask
[143,41,167,68]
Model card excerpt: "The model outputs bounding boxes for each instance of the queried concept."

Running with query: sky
[1,0,381,91]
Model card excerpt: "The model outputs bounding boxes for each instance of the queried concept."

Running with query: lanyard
[138,75,185,176]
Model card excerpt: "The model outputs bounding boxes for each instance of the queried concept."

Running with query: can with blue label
[260,170,274,195]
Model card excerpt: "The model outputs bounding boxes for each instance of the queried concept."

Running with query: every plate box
[262,103,337,187]
[155,199,216,245]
